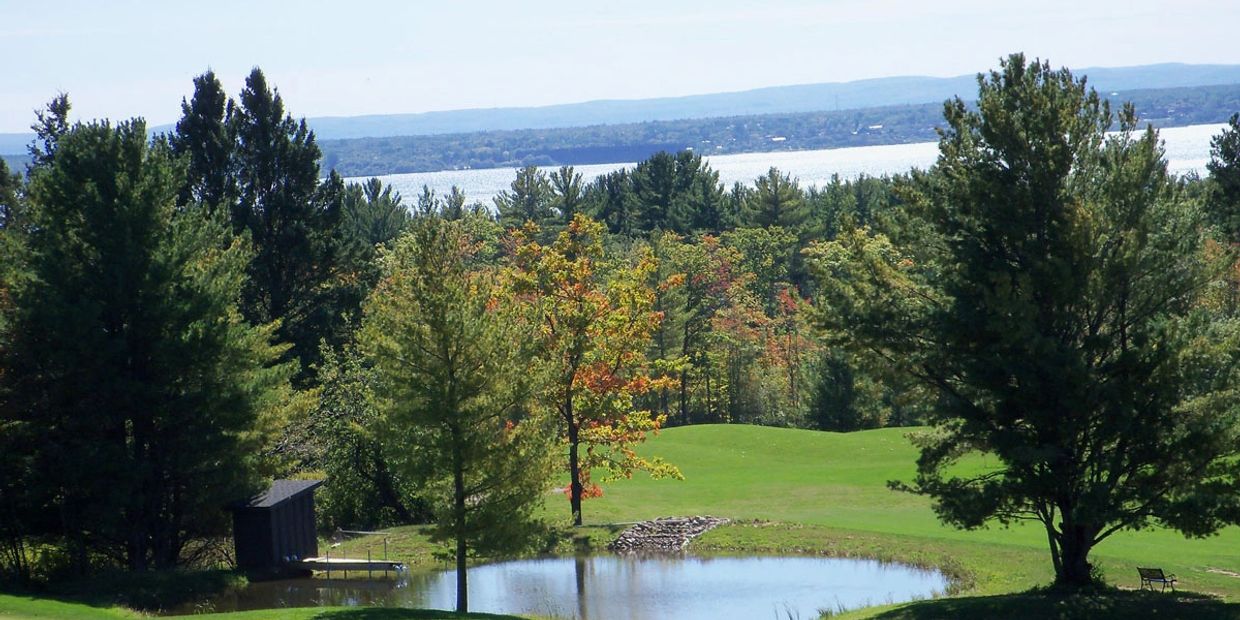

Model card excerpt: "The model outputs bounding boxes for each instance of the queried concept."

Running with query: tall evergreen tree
[550,165,584,225]
[744,167,807,230]
[495,165,554,228]
[1206,113,1240,244]
[27,94,70,169]
[171,70,234,209]
[0,159,20,229]
[0,157,28,582]
[587,169,638,236]
[812,54,1240,587]
[2,116,296,570]
[631,151,700,233]
[228,68,345,376]
[688,168,731,233]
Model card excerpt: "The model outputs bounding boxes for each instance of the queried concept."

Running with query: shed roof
[234,479,324,510]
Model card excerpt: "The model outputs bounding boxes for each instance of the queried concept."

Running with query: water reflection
[178,555,949,619]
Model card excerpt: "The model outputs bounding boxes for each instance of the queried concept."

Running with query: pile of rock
[608,516,730,552]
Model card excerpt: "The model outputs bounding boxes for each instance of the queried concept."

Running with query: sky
[3,0,1239,132]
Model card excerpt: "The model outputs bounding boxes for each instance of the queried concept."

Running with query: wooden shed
[230,479,324,571]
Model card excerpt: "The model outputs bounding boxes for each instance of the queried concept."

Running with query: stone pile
[608,515,730,552]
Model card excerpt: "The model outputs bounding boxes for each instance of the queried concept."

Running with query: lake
[351,123,1225,207]
[181,555,949,619]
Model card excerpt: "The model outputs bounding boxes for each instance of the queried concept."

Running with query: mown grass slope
[576,424,1240,598]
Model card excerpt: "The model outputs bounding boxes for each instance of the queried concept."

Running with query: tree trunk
[679,370,690,425]
[1053,524,1096,588]
[568,420,583,527]
[453,441,468,613]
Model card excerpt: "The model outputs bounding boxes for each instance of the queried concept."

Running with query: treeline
[3,58,1240,606]
[319,83,1240,176]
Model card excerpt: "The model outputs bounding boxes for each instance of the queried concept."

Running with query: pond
[180,555,950,619]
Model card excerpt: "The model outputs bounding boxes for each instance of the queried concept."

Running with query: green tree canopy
[362,217,553,612]
[495,165,554,229]
[1207,113,1240,243]
[744,167,807,230]
[170,70,234,210]
[227,68,349,377]
[1,114,296,571]
[811,54,1240,588]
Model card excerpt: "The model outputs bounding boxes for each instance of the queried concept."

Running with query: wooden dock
[287,556,405,577]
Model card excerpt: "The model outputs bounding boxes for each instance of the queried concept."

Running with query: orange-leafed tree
[510,214,681,525]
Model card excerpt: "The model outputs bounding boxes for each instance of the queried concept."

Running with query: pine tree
[550,165,584,225]
[495,165,554,228]
[744,167,807,230]
[812,54,1240,587]
[587,169,638,236]
[1206,113,1240,243]
[171,70,234,210]
[228,68,345,376]
[2,115,296,570]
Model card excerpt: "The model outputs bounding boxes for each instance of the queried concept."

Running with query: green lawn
[0,593,524,620]
[5,424,1240,619]
[339,424,1240,617]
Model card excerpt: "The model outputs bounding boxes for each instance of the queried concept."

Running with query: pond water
[180,555,949,619]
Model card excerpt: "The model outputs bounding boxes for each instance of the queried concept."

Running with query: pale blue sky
[2,0,1238,132]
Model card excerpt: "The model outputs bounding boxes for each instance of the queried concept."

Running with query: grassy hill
[578,425,1240,599]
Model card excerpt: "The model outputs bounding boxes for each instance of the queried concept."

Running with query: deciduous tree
[363,217,553,612]
[510,215,681,525]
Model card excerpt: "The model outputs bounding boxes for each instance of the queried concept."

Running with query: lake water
[181,555,949,619]
[352,123,1226,207]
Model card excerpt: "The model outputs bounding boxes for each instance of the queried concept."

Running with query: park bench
[1138,567,1177,592]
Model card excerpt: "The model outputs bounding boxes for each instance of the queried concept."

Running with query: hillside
[281,62,1240,140]
[317,82,1240,176]
[584,425,1240,598]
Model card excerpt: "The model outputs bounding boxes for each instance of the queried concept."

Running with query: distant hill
[318,83,1240,177]
[0,135,28,156]
[302,63,1240,141]
[3,62,1240,157]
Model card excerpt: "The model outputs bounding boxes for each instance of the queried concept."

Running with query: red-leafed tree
[510,215,681,525]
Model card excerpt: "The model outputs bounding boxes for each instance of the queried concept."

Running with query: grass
[6,424,1240,618]
[0,594,140,620]
[575,425,1240,601]
[0,593,525,619]
[315,424,1240,617]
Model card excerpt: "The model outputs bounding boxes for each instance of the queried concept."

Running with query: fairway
[578,424,1240,598]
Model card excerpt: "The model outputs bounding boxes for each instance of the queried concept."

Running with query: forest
[316,82,1240,176]
[2,53,1240,611]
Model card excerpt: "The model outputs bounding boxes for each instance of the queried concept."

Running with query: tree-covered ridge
[317,83,1240,176]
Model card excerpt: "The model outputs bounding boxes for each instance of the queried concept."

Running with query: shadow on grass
[43,568,245,611]
[868,590,1240,620]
